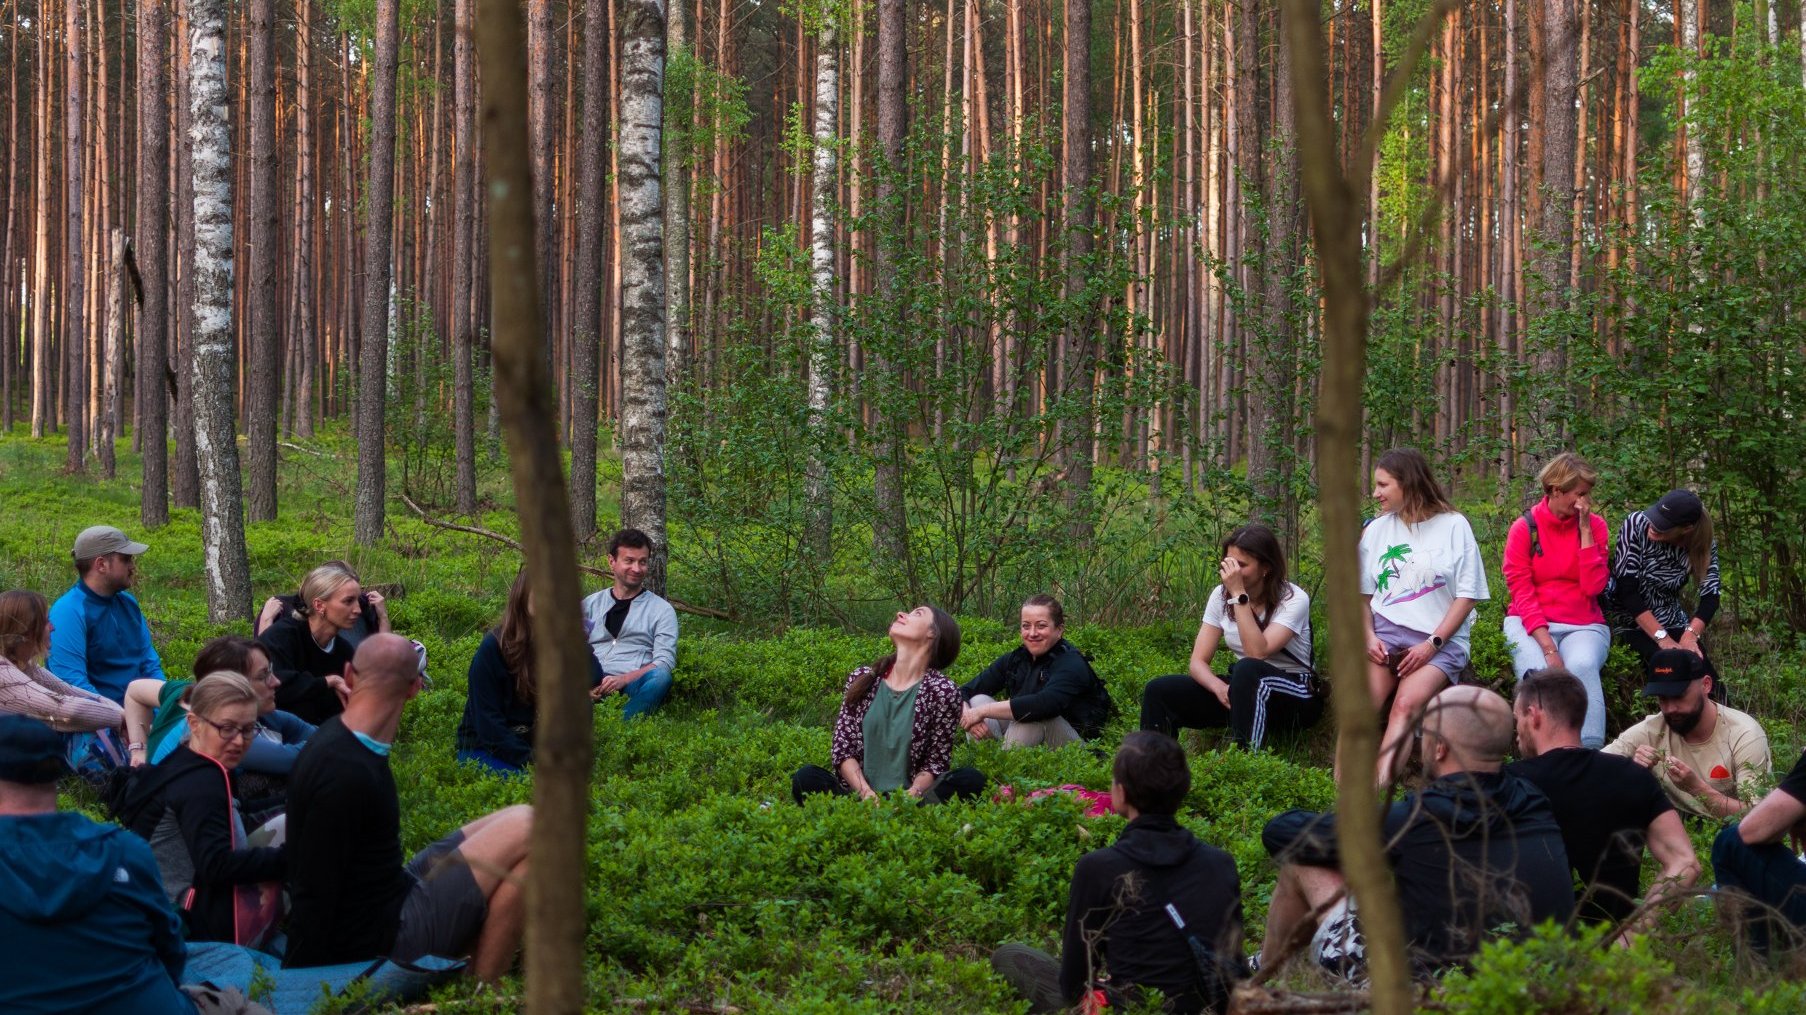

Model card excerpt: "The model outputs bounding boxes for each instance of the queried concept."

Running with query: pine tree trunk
[528,0,555,373]
[570,0,608,540]
[1252,0,1300,530]
[246,0,279,519]
[138,0,171,525]
[187,0,252,623]
[664,0,689,388]
[354,0,401,545]
[1529,0,1575,444]
[872,0,913,578]
[1060,0,1096,538]
[173,0,200,509]
[471,2,594,1010]
[452,0,478,512]
[65,0,86,471]
[291,0,316,438]
[804,21,838,564]
[32,1,52,440]
[619,0,670,593]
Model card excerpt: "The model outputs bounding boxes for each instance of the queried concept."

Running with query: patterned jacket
[829,666,963,780]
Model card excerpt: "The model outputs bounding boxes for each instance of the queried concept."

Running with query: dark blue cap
[1646,490,1704,533]
[0,715,71,784]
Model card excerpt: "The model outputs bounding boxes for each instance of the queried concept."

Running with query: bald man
[285,635,532,982]
[1257,685,1573,981]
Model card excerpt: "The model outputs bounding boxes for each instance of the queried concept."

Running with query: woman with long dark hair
[1139,524,1322,750]
[1604,488,1721,678]
[792,605,984,804]
[456,568,604,773]
[1359,448,1489,783]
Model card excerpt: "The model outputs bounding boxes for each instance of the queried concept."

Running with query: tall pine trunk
[138,0,170,525]
[290,0,316,438]
[1530,0,1576,444]
[569,0,609,540]
[31,0,52,440]
[187,0,252,622]
[871,0,912,582]
[664,0,689,387]
[65,0,86,471]
[804,18,838,564]
[354,0,401,545]
[1060,0,1096,538]
[452,0,478,512]
[246,0,280,518]
[619,0,669,593]
[172,0,200,509]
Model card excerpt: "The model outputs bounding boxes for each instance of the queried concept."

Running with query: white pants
[966,694,1081,749]
[1503,616,1611,748]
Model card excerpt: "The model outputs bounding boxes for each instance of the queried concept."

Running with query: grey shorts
[1372,615,1470,681]
[391,830,487,962]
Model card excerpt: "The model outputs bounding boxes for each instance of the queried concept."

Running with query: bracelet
[127,742,146,752]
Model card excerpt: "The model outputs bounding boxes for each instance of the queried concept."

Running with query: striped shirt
[0,655,125,732]
[1605,510,1721,631]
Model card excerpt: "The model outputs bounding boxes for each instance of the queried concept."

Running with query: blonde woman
[256,564,365,723]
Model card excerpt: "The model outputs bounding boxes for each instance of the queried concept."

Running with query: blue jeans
[456,748,525,776]
[1712,823,1806,954]
[614,666,672,719]
[1503,617,1611,748]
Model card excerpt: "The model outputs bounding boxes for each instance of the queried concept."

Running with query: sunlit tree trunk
[187,0,253,623]
[1060,0,1096,539]
[65,0,86,471]
[354,0,401,545]
[570,0,609,540]
[173,0,200,509]
[246,0,280,519]
[139,0,170,525]
[452,0,477,511]
[619,0,670,593]
[33,0,54,441]
[804,17,838,564]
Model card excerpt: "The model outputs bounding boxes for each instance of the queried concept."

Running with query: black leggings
[791,764,986,805]
[1139,658,1324,750]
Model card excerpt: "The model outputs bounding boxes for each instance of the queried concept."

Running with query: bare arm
[838,758,876,800]
[1621,810,1702,939]
[1737,788,1806,847]
[123,678,166,764]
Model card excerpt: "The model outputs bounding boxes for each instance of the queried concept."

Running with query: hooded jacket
[1264,770,1574,972]
[1059,814,1243,1013]
[960,639,1114,739]
[0,811,195,1014]
[116,744,286,943]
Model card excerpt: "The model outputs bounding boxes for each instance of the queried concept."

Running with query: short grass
[4,429,1804,1012]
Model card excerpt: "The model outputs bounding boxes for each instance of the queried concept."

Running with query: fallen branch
[400,493,731,620]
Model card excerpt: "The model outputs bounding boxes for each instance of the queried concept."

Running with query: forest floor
[4,432,1806,1012]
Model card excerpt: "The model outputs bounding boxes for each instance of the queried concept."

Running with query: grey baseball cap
[71,525,150,561]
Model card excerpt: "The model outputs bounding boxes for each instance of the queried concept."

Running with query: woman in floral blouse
[791,605,985,804]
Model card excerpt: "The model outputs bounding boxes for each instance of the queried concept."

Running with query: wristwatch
[1650,628,1671,642]
[1232,592,1250,606]
[1429,635,1445,648]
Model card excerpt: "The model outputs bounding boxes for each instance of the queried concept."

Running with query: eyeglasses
[197,716,258,742]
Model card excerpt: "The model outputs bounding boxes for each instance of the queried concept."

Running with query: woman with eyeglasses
[118,672,287,945]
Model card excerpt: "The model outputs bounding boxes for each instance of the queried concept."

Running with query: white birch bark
[804,20,838,563]
[619,0,670,592]
[187,0,252,622]
[102,227,125,479]
[1681,0,1704,223]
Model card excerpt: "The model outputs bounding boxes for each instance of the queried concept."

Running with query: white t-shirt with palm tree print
[1359,510,1490,646]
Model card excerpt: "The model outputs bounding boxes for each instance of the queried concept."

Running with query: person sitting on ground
[1603,489,1721,684]
[0,715,203,1014]
[47,525,165,704]
[456,568,603,774]
[959,594,1112,749]
[581,528,677,718]
[117,672,287,946]
[0,589,124,734]
[1358,448,1490,784]
[792,605,985,805]
[1602,648,1770,819]
[1502,453,1613,748]
[255,560,390,650]
[1508,668,1700,932]
[129,637,315,806]
[1710,741,1806,955]
[257,563,368,724]
[992,731,1242,1014]
[1259,685,1572,980]
[1141,524,1322,751]
[285,634,533,981]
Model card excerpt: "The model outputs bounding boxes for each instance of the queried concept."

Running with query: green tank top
[860,679,920,794]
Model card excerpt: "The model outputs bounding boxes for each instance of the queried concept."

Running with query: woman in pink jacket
[1502,453,1611,746]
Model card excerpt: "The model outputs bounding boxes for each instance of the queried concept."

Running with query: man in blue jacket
[47,525,166,704]
[0,715,196,1014]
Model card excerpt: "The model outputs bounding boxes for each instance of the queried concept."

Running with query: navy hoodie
[0,811,195,1014]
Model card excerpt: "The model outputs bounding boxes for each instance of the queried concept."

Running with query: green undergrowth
[4,433,1806,1010]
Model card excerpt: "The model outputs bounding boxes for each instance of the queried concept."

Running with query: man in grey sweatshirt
[581,529,678,718]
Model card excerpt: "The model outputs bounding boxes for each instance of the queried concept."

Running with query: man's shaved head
[1423,684,1515,770]
[349,633,420,701]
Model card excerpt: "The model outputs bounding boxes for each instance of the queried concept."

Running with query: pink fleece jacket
[1503,498,1610,632]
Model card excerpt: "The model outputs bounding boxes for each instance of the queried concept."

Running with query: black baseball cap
[0,716,72,784]
[1646,490,1704,533]
[1642,648,1705,697]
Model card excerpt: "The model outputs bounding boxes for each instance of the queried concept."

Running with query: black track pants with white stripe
[1138,657,1324,751]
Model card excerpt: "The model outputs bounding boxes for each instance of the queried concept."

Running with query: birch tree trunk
[246,0,280,519]
[452,0,478,512]
[187,0,252,623]
[663,0,689,386]
[1278,0,1418,1009]
[101,227,123,478]
[66,0,86,471]
[619,0,670,594]
[570,0,610,540]
[354,0,401,546]
[139,0,171,526]
[1681,0,1703,219]
[804,18,838,564]
[473,3,596,1010]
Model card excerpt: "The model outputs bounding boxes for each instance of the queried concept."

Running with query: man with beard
[1604,648,1770,819]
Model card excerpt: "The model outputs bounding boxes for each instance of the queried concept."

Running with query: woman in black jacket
[119,671,285,947]
[958,595,1112,748]
[256,563,365,723]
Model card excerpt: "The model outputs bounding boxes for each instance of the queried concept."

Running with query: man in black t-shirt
[1507,668,1700,931]
[286,634,533,982]
[1713,747,1806,953]
[1258,685,1573,980]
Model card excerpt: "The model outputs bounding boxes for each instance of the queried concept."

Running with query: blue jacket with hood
[0,811,195,1014]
